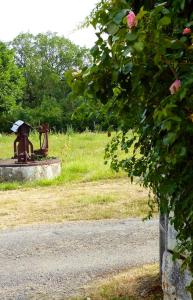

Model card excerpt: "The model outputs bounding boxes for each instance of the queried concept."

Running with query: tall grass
[0,132,127,190]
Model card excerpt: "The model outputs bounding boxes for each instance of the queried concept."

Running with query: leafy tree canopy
[10,32,90,109]
[0,41,25,130]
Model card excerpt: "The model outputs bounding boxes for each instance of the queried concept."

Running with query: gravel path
[0,218,159,299]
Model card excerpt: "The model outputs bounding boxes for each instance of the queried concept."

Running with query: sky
[0,0,99,48]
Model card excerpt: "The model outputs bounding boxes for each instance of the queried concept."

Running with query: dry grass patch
[0,178,157,229]
[72,264,162,300]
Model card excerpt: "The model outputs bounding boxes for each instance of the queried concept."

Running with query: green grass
[0,132,127,190]
[77,194,117,205]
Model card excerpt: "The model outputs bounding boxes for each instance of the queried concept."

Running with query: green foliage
[0,31,118,133]
[0,42,25,130]
[8,32,91,130]
[65,69,119,131]
[15,97,63,129]
[73,0,193,291]
[11,32,90,106]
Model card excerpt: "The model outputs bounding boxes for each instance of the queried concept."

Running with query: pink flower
[127,11,137,29]
[183,27,192,35]
[169,79,181,95]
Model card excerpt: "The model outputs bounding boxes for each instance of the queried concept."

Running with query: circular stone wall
[0,159,61,182]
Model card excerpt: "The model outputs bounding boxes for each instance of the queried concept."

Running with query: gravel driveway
[0,218,159,299]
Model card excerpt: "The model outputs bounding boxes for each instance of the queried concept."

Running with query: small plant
[66,125,74,136]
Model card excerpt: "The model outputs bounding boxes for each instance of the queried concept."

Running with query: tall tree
[10,32,90,108]
[9,32,91,129]
[0,41,25,131]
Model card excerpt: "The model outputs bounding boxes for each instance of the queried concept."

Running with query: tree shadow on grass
[133,273,163,300]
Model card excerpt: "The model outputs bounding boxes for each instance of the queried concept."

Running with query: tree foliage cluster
[0,32,109,132]
[71,0,193,291]
[0,42,25,129]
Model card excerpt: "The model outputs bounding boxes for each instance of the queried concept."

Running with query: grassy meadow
[0,132,126,190]
[0,132,157,228]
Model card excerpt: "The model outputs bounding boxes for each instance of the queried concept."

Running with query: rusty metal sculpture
[34,124,49,158]
[11,121,49,164]
[11,120,34,163]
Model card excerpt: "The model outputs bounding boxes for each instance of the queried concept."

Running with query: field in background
[0,132,126,190]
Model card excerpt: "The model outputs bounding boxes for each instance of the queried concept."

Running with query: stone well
[0,158,61,182]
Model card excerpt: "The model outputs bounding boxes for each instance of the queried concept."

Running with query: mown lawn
[0,178,153,229]
[0,132,127,190]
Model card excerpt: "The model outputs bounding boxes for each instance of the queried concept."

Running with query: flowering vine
[72,1,193,294]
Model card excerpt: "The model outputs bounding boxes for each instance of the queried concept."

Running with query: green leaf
[113,87,121,97]
[107,23,119,35]
[134,41,144,52]
[113,10,127,25]
[161,120,172,131]
[159,16,171,26]
[126,33,138,41]
[179,146,186,157]
[90,45,99,57]
[163,132,178,145]
[122,63,133,74]
[137,6,147,21]
[169,116,182,122]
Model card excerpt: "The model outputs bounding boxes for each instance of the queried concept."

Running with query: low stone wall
[0,159,61,182]
[162,221,192,300]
